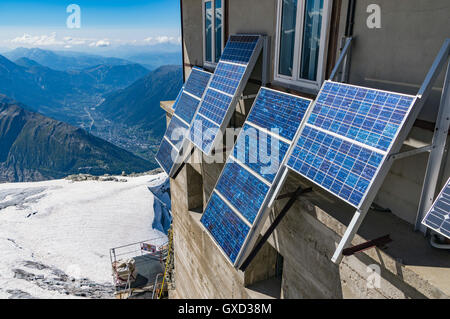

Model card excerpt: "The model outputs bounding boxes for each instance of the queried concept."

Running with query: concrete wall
[341,0,450,122]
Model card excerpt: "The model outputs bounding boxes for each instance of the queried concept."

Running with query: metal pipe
[344,0,356,37]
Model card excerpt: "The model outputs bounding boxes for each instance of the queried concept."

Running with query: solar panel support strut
[239,186,312,272]
[330,37,353,82]
[415,40,450,233]
[171,146,196,180]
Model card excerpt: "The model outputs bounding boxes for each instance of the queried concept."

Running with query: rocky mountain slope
[0,98,154,182]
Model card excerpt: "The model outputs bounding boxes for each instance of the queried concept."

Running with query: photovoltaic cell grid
[422,177,450,239]
[156,138,176,175]
[209,63,246,96]
[183,68,213,99]
[233,124,290,183]
[189,35,262,155]
[201,88,312,265]
[287,81,416,208]
[174,93,201,124]
[220,35,260,64]
[155,68,212,175]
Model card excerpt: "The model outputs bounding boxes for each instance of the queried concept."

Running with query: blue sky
[0,1,181,52]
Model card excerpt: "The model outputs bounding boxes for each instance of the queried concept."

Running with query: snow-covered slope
[0,173,168,299]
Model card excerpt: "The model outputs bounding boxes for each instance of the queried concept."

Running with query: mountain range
[3,47,182,71]
[0,96,153,182]
[0,53,150,125]
[3,48,132,71]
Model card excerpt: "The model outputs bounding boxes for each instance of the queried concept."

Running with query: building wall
[173,0,450,299]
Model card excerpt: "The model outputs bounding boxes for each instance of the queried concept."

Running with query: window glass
[299,0,323,81]
[205,1,213,63]
[278,0,298,77]
[214,0,223,62]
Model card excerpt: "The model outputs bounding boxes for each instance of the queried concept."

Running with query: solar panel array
[201,88,312,265]
[422,177,450,239]
[155,68,212,175]
[287,81,416,208]
[189,35,262,155]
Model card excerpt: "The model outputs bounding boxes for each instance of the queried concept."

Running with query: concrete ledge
[160,100,175,115]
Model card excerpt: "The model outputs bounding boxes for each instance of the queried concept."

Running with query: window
[203,0,225,66]
[275,0,332,91]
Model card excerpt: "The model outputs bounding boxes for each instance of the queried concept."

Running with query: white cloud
[89,39,110,47]
[11,32,64,46]
[144,36,181,45]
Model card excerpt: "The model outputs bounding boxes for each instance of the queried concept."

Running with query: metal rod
[239,186,311,272]
[331,209,365,263]
[330,37,353,81]
[415,59,450,232]
[418,39,450,98]
[389,145,432,161]
[342,235,392,256]
[171,146,195,180]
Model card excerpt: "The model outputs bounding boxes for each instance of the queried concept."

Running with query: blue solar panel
[309,82,415,152]
[165,116,189,148]
[197,89,233,125]
[188,34,263,155]
[287,81,416,208]
[201,193,250,263]
[200,88,312,266]
[155,138,177,175]
[234,124,290,183]
[184,68,212,99]
[175,93,202,124]
[155,68,212,175]
[247,88,311,141]
[422,178,450,239]
[189,114,220,155]
[220,35,260,64]
[215,158,270,224]
[209,63,246,96]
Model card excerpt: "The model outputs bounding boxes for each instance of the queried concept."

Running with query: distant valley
[0,97,153,182]
[0,48,183,181]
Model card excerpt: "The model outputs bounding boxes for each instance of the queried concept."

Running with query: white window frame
[274,0,333,92]
[202,0,225,68]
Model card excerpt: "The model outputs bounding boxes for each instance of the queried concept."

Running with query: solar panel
[201,88,312,266]
[287,81,416,209]
[189,35,264,155]
[422,177,450,239]
[155,68,212,175]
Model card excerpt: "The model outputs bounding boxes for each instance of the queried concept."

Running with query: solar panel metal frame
[278,80,422,264]
[188,34,265,156]
[155,67,213,176]
[421,177,450,239]
[199,87,313,267]
[286,80,418,209]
